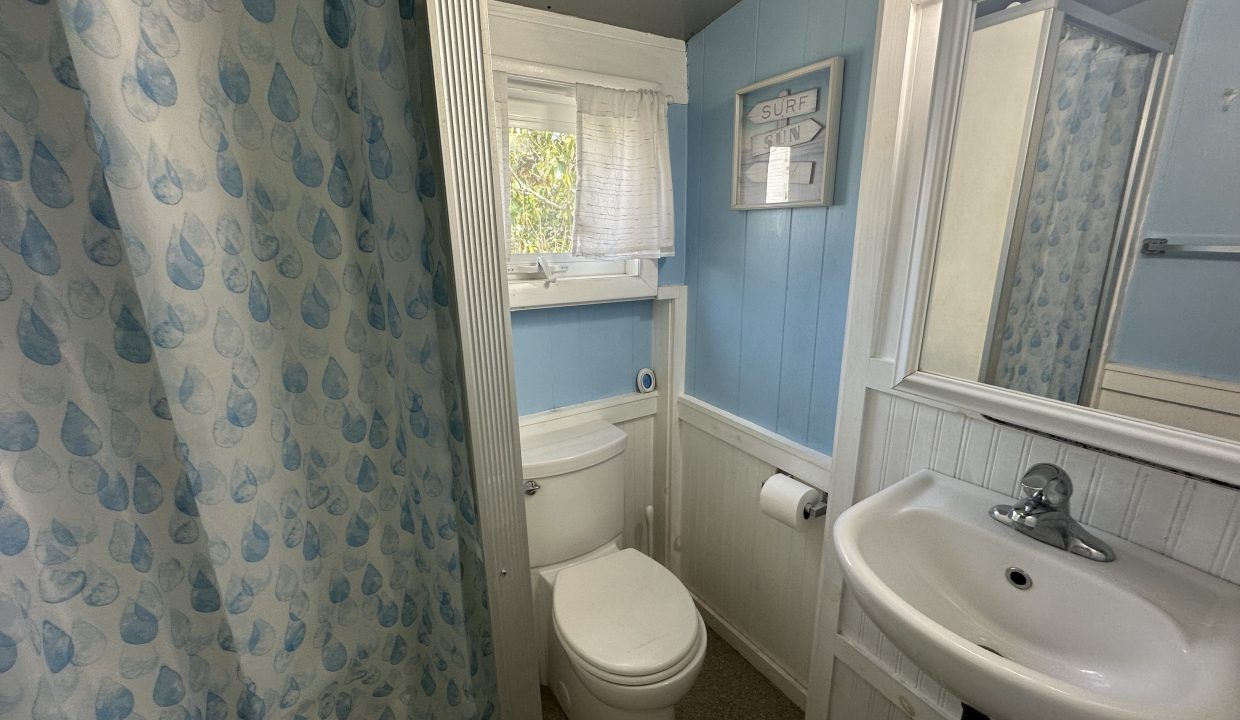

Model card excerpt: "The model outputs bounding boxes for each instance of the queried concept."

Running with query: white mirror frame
[891,0,1240,485]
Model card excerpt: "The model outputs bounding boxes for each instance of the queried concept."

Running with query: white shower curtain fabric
[0,2,495,719]
[994,32,1152,403]
[572,84,674,259]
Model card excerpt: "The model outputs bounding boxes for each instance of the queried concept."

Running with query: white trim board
[653,286,688,566]
[488,1,689,103]
[508,260,659,310]
[518,391,659,431]
[678,395,834,492]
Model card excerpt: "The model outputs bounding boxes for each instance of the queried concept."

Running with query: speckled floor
[540,627,802,720]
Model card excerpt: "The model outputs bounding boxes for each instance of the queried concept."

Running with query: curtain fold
[572,84,674,259]
[490,71,514,249]
[993,31,1152,403]
[0,2,495,718]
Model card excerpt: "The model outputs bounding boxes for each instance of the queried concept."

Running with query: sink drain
[1005,566,1032,590]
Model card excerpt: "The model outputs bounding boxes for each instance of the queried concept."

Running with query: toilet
[522,420,706,720]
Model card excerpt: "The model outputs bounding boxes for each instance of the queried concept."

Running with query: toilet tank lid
[520,420,627,479]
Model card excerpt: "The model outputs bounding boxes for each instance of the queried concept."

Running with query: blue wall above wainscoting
[511,302,653,415]
[1109,0,1240,383]
[684,0,879,454]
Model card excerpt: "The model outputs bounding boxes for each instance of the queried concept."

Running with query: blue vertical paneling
[685,0,880,454]
[776,210,827,445]
[580,302,639,393]
[548,305,586,406]
[511,308,556,412]
[737,210,792,428]
[1108,0,1240,383]
[780,0,848,446]
[805,0,879,451]
[689,1,760,413]
[736,0,813,430]
[685,36,706,398]
[510,301,652,416]
[661,103,689,285]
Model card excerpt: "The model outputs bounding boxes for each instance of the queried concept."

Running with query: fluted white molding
[422,1,541,717]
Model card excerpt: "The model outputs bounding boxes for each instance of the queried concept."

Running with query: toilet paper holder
[803,495,829,520]
[765,470,829,520]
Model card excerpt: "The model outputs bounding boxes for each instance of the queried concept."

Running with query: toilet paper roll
[759,473,819,531]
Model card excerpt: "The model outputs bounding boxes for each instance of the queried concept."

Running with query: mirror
[918,0,1240,445]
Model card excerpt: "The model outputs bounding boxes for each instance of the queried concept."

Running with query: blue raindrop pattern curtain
[0,1,496,719]
[992,30,1152,403]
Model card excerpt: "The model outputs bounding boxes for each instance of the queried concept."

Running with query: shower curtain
[0,2,495,719]
[992,30,1152,403]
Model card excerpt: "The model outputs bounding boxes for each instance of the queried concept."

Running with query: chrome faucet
[990,463,1115,562]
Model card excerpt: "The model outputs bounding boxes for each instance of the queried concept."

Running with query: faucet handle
[1019,463,1072,508]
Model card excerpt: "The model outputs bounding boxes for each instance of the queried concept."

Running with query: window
[505,80,577,257]
[498,76,657,308]
[507,126,576,256]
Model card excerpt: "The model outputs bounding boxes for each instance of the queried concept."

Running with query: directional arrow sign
[744,161,814,185]
[749,118,823,158]
[747,89,818,124]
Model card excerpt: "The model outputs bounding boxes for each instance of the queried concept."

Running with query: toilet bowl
[549,549,707,720]
[522,421,706,720]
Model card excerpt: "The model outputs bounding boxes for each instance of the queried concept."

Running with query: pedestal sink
[833,470,1240,720]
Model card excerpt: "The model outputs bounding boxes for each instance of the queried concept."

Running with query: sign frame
[731,56,844,210]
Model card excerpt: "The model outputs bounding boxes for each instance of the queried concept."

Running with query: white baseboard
[691,593,809,711]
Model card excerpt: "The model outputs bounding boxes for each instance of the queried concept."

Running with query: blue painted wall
[684,0,879,454]
[1110,0,1240,383]
[509,104,687,416]
[511,301,653,415]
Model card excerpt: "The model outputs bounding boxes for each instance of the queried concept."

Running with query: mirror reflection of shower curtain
[991,29,1152,403]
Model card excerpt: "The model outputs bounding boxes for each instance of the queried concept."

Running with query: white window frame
[498,70,660,309]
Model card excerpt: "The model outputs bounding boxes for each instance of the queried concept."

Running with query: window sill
[509,259,658,310]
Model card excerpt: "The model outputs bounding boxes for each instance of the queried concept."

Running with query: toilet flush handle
[523,480,541,496]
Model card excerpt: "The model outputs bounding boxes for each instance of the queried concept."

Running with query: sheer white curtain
[573,85,674,259]
[491,71,514,243]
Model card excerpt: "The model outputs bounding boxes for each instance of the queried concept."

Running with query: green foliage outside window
[508,127,577,255]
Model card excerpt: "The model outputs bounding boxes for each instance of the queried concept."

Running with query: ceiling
[500,0,744,39]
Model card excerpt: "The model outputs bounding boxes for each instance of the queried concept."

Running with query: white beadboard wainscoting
[672,395,833,709]
[828,661,912,720]
[519,392,658,554]
[832,388,1240,719]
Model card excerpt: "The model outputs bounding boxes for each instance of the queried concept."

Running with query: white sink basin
[833,470,1240,720]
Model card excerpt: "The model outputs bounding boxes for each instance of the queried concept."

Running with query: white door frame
[423,1,541,717]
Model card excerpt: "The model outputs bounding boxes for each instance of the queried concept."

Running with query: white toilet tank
[521,420,627,568]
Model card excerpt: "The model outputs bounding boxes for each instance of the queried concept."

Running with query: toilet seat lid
[553,549,700,679]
